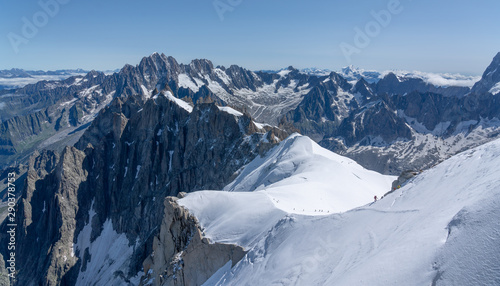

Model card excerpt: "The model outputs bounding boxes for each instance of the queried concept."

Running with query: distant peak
[341,65,356,73]
[479,52,500,79]
[355,77,369,86]
[189,59,214,73]
[493,51,500,61]
[383,72,398,79]
[299,68,332,76]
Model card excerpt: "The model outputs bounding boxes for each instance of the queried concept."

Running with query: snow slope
[180,136,500,286]
[180,134,395,244]
[223,134,395,214]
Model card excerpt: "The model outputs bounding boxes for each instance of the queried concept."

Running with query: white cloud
[0,74,84,89]
[382,70,481,87]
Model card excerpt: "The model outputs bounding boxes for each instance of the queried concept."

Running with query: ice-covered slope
[223,134,395,214]
[179,134,395,247]
[180,136,500,286]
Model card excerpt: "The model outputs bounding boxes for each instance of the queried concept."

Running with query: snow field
[181,135,500,285]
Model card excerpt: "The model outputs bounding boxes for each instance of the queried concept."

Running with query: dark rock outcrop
[140,197,246,286]
[471,52,500,95]
[0,91,286,285]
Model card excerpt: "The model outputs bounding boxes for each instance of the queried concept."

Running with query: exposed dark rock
[140,197,246,286]
[0,92,286,285]
[471,52,500,95]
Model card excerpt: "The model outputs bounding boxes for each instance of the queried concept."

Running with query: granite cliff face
[471,52,500,95]
[0,54,308,168]
[139,196,246,286]
[0,89,286,285]
[2,52,499,175]
[1,52,500,285]
[281,53,500,174]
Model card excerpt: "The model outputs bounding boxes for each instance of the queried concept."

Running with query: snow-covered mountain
[338,65,382,84]
[139,134,395,284]
[2,52,500,286]
[2,52,499,175]
[0,85,288,285]
[223,134,395,214]
[471,52,500,95]
[177,134,500,286]
[299,68,332,77]
[0,55,316,168]
[284,53,500,174]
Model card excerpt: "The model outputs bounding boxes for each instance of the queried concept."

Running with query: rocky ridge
[0,89,286,285]
[2,52,500,175]
[139,196,246,286]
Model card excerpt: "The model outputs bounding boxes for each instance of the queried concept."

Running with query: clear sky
[0,0,499,74]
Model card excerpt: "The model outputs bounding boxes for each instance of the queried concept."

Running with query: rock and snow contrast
[2,52,500,175]
[179,135,500,286]
[221,134,395,214]
[1,52,500,286]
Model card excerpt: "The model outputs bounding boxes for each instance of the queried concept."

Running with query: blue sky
[0,0,499,74]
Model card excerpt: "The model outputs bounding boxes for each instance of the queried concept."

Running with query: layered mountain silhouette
[2,52,499,174]
[0,52,499,285]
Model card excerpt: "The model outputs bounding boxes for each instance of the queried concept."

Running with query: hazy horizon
[0,52,491,78]
[1,0,499,74]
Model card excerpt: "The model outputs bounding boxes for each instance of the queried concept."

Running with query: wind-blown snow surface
[223,134,395,215]
[180,136,500,286]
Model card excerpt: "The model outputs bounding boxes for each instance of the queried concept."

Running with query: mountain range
[0,52,499,285]
[1,52,499,174]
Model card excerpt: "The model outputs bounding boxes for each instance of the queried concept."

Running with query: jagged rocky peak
[139,52,168,67]
[83,69,103,78]
[140,196,246,286]
[482,52,500,79]
[341,65,356,74]
[0,89,288,285]
[188,58,214,75]
[222,64,261,91]
[378,72,400,86]
[336,100,412,147]
[471,52,500,94]
[353,77,372,92]
[138,52,180,77]
[352,77,375,103]
[326,71,352,90]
